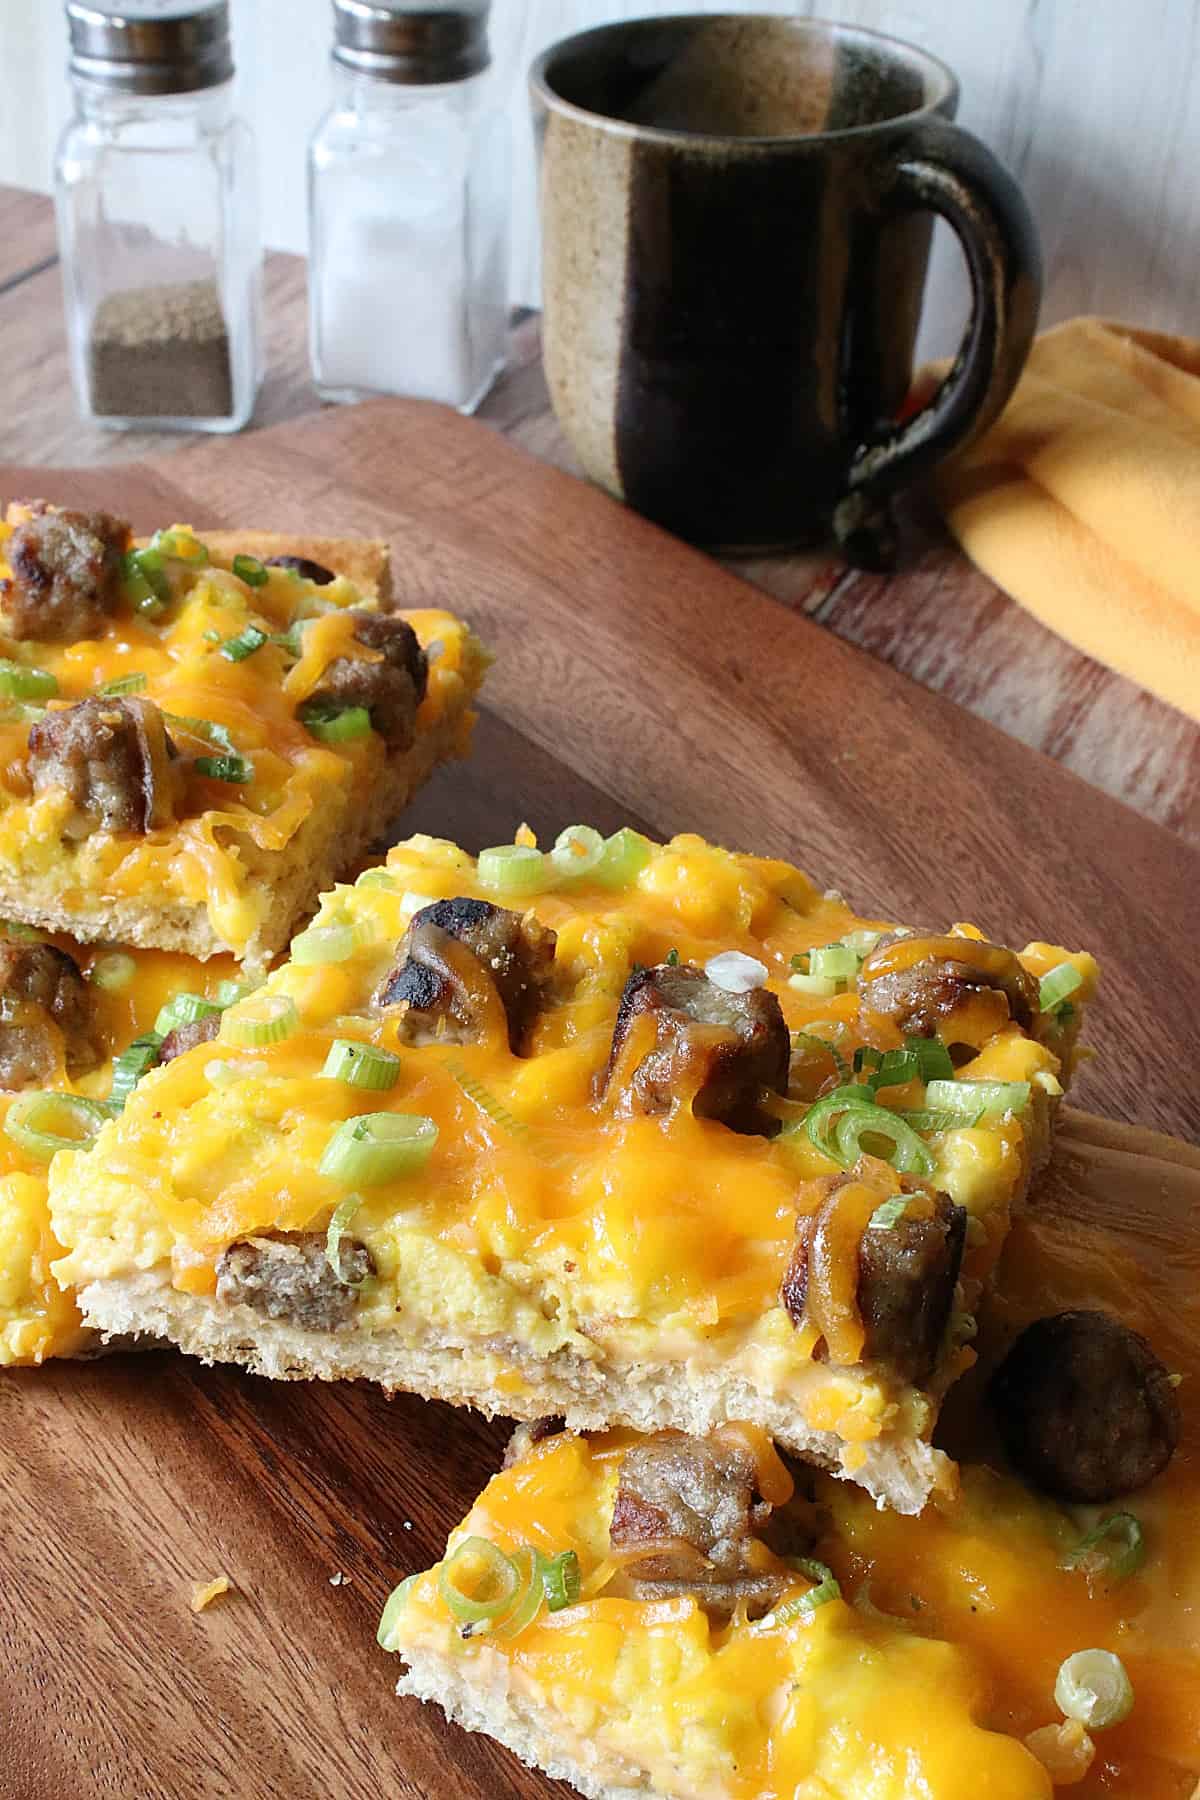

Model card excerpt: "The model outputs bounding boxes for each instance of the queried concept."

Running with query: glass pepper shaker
[309,0,510,413]
[55,0,262,433]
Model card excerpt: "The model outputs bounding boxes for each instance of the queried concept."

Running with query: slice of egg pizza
[47,828,1096,1512]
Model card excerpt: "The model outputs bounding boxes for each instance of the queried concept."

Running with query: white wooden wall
[4,0,1200,350]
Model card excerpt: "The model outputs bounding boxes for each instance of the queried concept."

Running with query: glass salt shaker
[309,0,510,413]
[55,0,261,433]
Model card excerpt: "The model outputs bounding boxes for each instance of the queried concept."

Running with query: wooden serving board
[1,400,1197,1800]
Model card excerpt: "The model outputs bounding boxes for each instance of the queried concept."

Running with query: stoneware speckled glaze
[531,15,1042,556]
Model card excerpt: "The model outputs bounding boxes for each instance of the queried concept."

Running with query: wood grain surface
[1,396,1198,1800]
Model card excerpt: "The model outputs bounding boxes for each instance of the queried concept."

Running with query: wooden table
[2,183,1196,848]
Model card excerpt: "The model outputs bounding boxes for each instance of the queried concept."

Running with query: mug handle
[837,118,1042,557]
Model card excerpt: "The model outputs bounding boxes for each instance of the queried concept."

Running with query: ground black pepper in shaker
[55,2,261,433]
[87,280,234,419]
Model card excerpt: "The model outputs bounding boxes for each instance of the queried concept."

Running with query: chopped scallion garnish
[540,1549,581,1612]
[809,943,858,982]
[477,843,550,898]
[438,1538,522,1626]
[4,1091,115,1160]
[1039,962,1084,1014]
[377,1575,420,1651]
[109,1032,164,1107]
[99,672,148,697]
[1061,1512,1145,1583]
[319,1111,437,1185]
[325,1191,367,1283]
[150,527,208,565]
[220,624,269,662]
[924,1078,1030,1118]
[154,992,223,1037]
[905,1034,955,1082]
[549,825,605,882]
[121,548,170,616]
[592,828,652,890]
[89,951,136,993]
[869,1196,910,1230]
[1054,1649,1134,1730]
[220,994,298,1048]
[0,660,57,701]
[232,553,269,587]
[320,1039,400,1091]
[290,920,362,965]
[298,699,372,744]
[194,753,251,784]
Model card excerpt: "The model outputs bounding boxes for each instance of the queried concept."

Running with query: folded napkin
[928,317,1200,723]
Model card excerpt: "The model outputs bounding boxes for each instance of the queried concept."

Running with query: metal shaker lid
[65,0,233,95]
[332,0,491,84]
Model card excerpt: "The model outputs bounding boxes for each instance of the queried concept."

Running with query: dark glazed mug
[530,15,1042,556]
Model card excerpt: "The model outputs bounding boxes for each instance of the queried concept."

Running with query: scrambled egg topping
[0,940,235,1366]
[49,833,1096,1457]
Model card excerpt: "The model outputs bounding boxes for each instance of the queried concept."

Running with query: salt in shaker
[55,0,262,433]
[309,0,509,412]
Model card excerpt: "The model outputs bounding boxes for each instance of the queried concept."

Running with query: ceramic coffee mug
[530,15,1041,555]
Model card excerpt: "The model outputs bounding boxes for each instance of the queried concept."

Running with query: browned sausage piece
[610,1433,785,1620]
[989,1310,1180,1502]
[375,897,556,1052]
[27,697,180,835]
[159,1013,221,1063]
[263,554,337,585]
[858,931,1038,1038]
[304,611,428,750]
[781,1167,967,1388]
[601,961,789,1136]
[215,1231,374,1331]
[0,940,101,1086]
[1,506,131,641]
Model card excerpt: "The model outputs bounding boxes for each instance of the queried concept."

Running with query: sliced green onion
[321,1039,400,1091]
[855,1044,921,1089]
[4,1092,115,1160]
[325,1191,367,1282]
[869,1196,910,1230]
[843,928,884,955]
[122,548,170,615]
[438,1537,522,1626]
[109,1031,164,1106]
[162,712,237,755]
[99,672,148,697]
[193,753,251,784]
[299,700,373,744]
[215,977,254,1008]
[319,1111,437,1185]
[490,1547,546,1640]
[150,527,208,565]
[896,1106,983,1132]
[593,828,652,890]
[809,943,859,982]
[788,970,842,997]
[540,1549,581,1612]
[549,825,605,882]
[89,951,136,992]
[906,1034,955,1082]
[291,920,362,966]
[665,947,680,967]
[154,992,223,1037]
[220,624,268,662]
[232,553,269,588]
[377,1575,420,1650]
[791,1031,849,1082]
[1054,1649,1134,1729]
[1040,963,1084,1014]
[477,844,550,897]
[798,1083,877,1158]
[357,868,398,890]
[925,1078,1030,1119]
[834,1103,935,1175]
[0,660,57,701]
[220,993,298,1048]
[772,1557,842,1624]
[1062,1513,1146,1583]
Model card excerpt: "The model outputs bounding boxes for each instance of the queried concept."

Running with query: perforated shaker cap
[332,0,491,84]
[66,1,233,95]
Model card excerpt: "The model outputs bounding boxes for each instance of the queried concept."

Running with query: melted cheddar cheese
[0,938,236,1365]
[384,1429,1055,1799]
[0,515,481,956]
[49,832,1097,1493]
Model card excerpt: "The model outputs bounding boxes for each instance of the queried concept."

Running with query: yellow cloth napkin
[930,317,1200,722]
